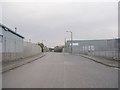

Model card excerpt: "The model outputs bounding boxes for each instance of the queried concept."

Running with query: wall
[64,39,120,60]
[23,42,42,58]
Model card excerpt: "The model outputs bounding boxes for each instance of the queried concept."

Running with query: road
[2,52,118,88]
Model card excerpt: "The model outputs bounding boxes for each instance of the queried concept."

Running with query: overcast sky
[0,0,118,47]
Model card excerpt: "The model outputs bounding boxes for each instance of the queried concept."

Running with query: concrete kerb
[2,53,46,73]
[80,54,119,68]
[66,53,120,69]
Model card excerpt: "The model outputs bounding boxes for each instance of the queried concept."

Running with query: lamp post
[66,31,73,53]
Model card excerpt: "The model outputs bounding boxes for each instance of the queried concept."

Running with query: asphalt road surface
[3,52,118,88]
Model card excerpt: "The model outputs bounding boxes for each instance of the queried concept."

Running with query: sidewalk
[2,53,46,73]
[66,52,120,68]
[79,54,120,68]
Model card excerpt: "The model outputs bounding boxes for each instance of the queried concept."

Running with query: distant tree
[38,42,44,52]
[54,46,64,52]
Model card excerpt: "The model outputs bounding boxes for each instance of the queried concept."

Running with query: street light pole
[71,31,73,53]
[66,31,73,53]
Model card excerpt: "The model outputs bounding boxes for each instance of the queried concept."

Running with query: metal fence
[64,39,120,60]
[2,36,23,62]
[2,36,42,62]
[23,41,42,58]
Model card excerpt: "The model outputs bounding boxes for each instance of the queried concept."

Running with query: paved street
[2,52,118,88]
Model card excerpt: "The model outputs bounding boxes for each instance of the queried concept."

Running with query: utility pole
[64,38,66,47]
[66,31,73,53]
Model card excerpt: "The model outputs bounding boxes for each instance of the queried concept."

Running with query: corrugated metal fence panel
[65,39,120,60]
[2,40,42,62]
[23,42,42,58]
[2,36,23,62]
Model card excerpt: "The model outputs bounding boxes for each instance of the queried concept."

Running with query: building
[0,24,24,62]
[64,39,120,60]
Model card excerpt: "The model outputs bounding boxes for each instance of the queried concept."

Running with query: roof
[67,38,120,42]
[0,24,24,39]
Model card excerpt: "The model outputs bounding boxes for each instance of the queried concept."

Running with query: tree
[54,46,64,52]
[38,42,44,52]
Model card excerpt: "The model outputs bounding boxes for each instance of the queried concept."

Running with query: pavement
[2,53,46,73]
[2,52,118,88]
[78,54,120,69]
[65,52,120,69]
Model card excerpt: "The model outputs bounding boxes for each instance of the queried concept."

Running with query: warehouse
[0,24,24,62]
[64,39,120,60]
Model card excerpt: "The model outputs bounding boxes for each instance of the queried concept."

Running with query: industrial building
[0,24,24,62]
[64,39,120,60]
[0,24,42,63]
